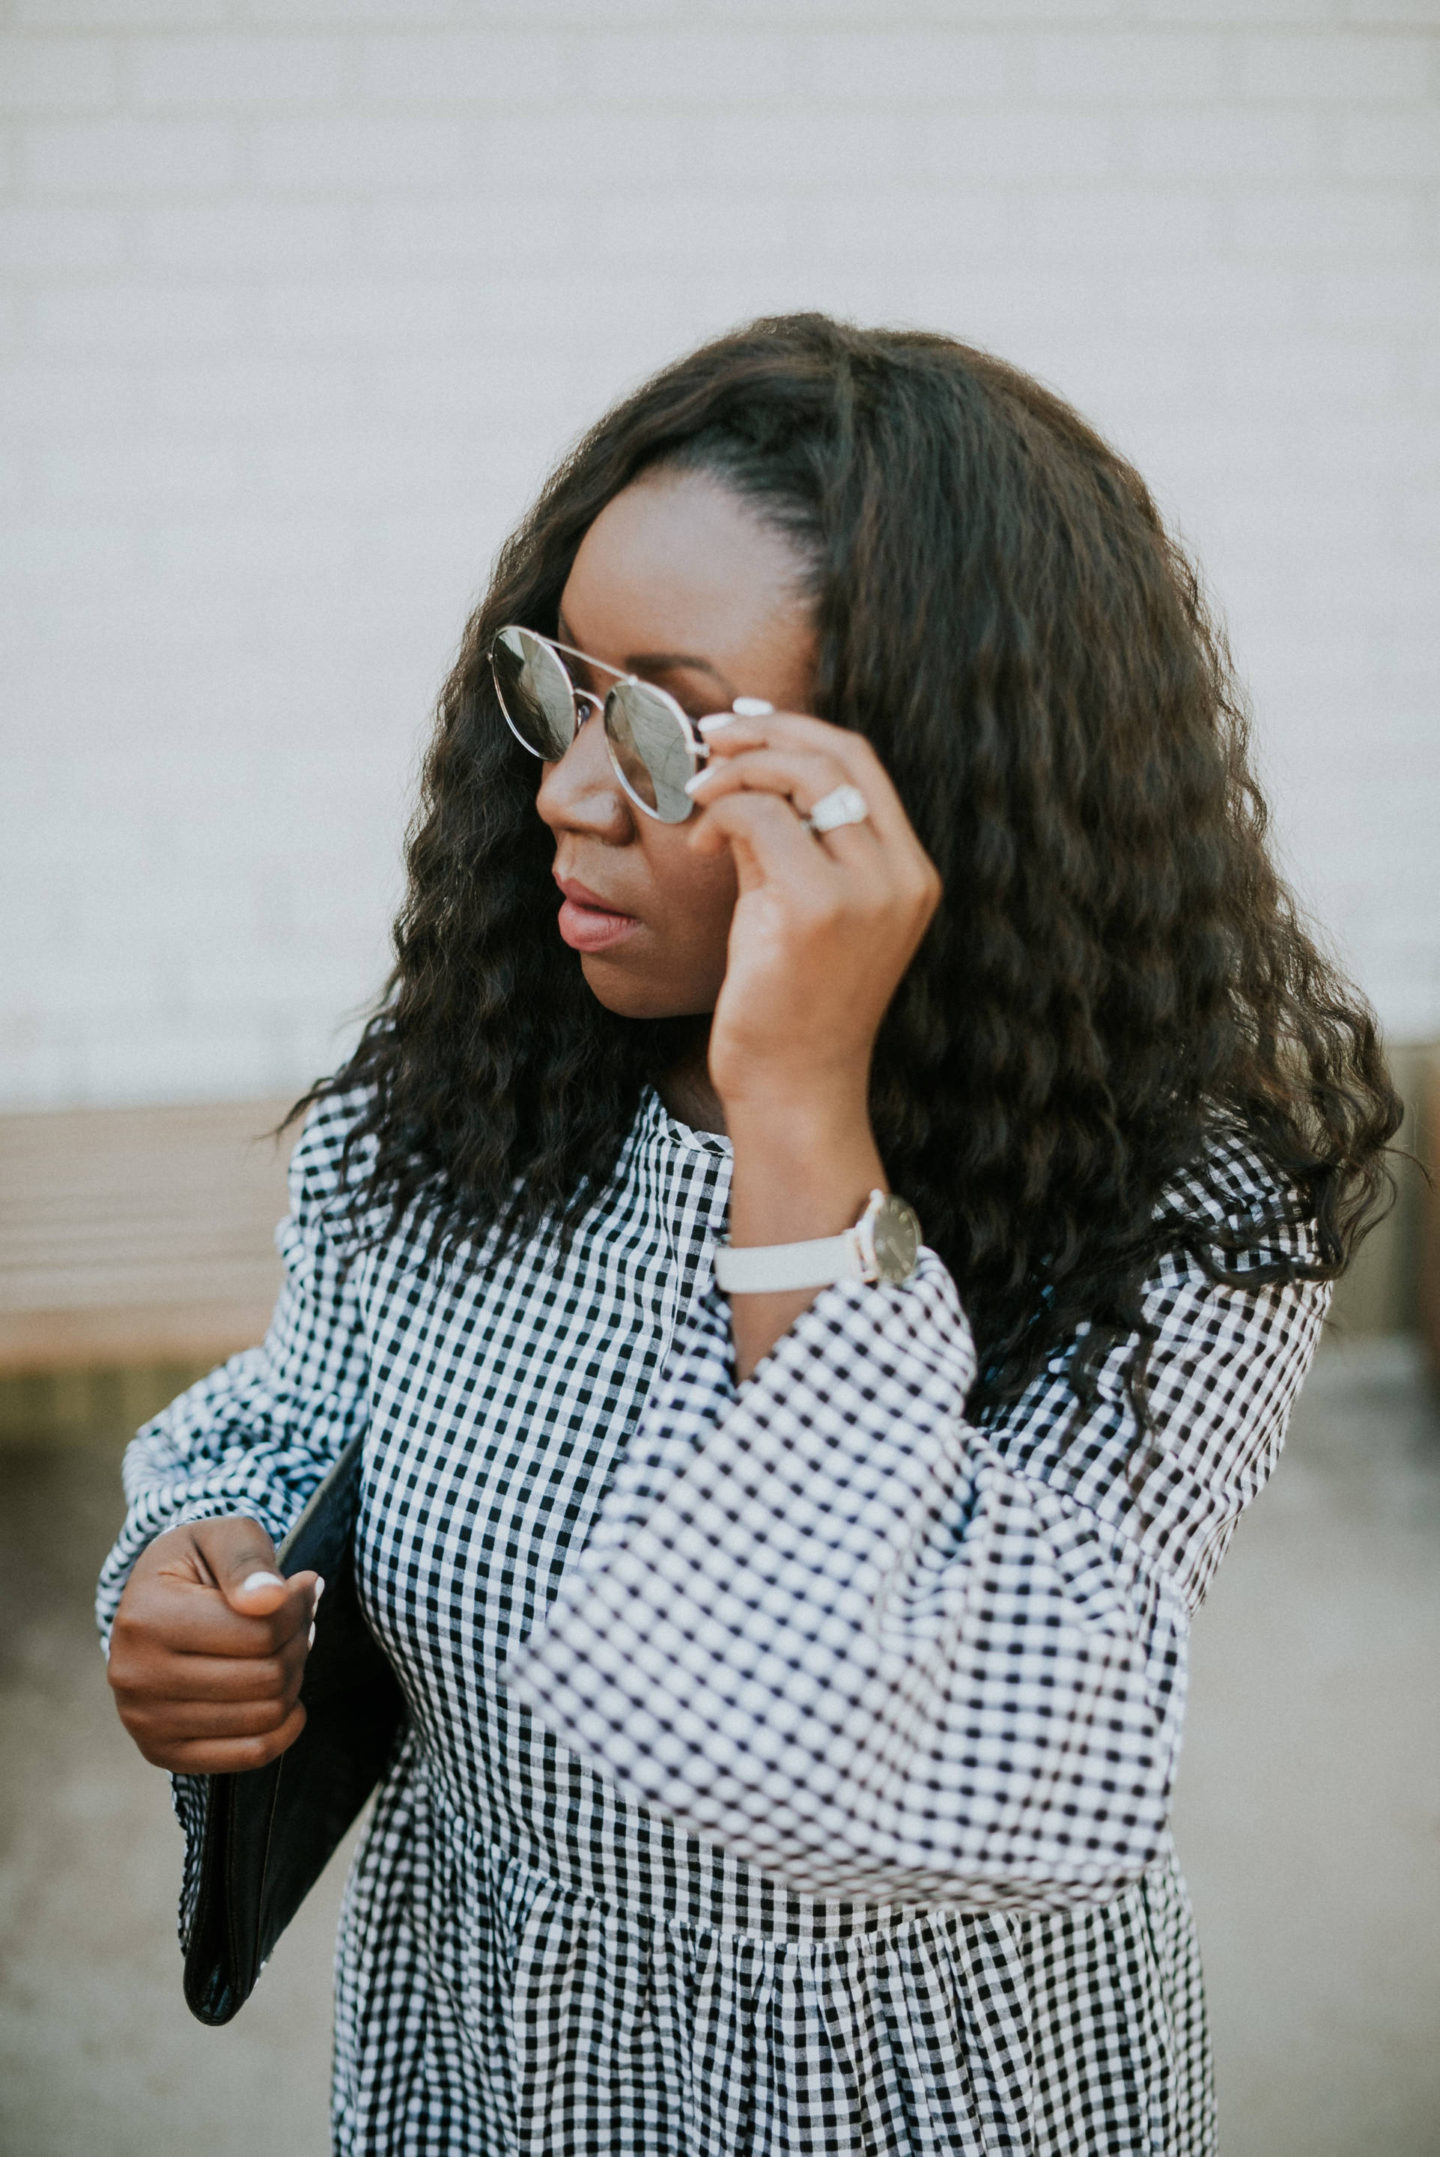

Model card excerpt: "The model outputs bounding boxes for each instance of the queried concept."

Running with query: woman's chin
[577,953,716,1024]
[577,952,661,1017]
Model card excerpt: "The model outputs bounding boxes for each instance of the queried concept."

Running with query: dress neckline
[640,1084,733,1162]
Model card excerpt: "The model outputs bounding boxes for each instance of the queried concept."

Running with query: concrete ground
[1,1344,1437,2157]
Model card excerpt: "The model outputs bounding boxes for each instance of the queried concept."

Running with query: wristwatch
[713,1188,922,1295]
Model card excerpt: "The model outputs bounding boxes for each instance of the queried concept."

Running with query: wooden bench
[0,1099,296,1379]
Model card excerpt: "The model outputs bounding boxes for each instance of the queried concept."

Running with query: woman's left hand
[686,708,941,1118]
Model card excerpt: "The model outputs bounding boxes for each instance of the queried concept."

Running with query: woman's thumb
[194,1516,289,1615]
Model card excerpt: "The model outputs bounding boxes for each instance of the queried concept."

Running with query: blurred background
[1,2,1437,2153]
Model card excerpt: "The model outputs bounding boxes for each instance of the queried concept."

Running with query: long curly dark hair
[303,313,1399,1419]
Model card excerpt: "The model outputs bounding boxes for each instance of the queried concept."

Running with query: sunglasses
[490,624,768,825]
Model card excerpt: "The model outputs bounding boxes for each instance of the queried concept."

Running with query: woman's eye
[574,691,602,725]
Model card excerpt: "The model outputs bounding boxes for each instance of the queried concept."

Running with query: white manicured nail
[241,1570,284,1595]
[683,769,712,795]
[697,712,738,736]
[312,1576,325,1605]
[730,696,773,717]
[308,1622,317,1649]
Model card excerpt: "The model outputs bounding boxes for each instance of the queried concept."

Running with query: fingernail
[241,1570,284,1595]
[312,1576,325,1604]
[697,712,737,736]
[308,1622,317,1649]
[683,769,712,795]
[731,696,773,718]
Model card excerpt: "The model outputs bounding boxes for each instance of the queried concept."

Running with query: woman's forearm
[722,1084,887,1382]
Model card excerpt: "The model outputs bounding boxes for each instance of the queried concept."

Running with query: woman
[100,315,1397,2155]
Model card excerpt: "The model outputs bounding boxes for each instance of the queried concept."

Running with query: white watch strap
[712,1226,867,1295]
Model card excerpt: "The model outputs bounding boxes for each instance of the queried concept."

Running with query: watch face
[871,1196,921,1284]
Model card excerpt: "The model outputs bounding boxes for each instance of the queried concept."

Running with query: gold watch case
[860,1191,922,1285]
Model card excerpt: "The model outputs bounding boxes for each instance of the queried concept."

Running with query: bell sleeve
[505,1142,1328,1911]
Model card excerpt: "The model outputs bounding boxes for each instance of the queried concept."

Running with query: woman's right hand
[107,1516,321,1773]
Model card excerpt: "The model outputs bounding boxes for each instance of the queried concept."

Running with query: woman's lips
[554,879,640,953]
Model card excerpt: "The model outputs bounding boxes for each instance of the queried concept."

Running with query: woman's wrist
[723,1088,881,1236]
[719,1079,886,1382]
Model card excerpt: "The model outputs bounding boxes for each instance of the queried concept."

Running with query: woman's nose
[535,711,632,842]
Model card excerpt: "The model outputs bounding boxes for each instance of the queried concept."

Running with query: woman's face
[537,469,816,1020]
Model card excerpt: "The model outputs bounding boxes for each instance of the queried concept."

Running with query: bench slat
[0,1098,297,1376]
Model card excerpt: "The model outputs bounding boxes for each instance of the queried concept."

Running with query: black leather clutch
[182,1432,406,2026]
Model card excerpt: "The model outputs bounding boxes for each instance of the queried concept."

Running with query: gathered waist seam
[400,1736,960,1947]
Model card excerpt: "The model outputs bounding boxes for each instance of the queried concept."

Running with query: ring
[805,783,869,835]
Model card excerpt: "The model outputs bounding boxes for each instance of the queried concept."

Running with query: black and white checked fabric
[98,1087,1326,2155]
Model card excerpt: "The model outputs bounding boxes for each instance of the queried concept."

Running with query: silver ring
[806,783,869,835]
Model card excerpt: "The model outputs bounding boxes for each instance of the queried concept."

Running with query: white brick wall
[2,1,1437,1109]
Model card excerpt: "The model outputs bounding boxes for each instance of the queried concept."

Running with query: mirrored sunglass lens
[604,682,696,823]
[491,627,577,760]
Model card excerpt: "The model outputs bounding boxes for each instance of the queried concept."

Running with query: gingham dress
[98,1084,1326,2156]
